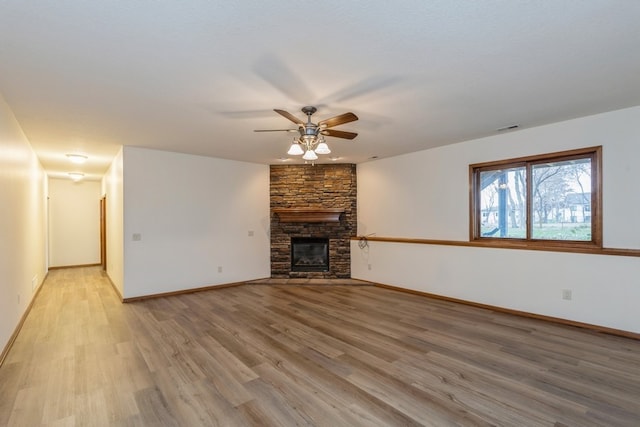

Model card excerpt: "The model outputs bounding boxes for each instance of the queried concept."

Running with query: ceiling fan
[255,106,358,160]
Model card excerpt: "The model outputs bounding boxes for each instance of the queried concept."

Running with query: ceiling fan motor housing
[301,106,317,116]
[301,106,320,137]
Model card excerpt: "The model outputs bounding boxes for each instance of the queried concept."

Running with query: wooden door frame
[100,196,107,270]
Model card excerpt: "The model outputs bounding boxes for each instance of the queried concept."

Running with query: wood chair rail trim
[353,235,640,258]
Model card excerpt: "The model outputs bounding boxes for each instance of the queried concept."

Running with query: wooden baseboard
[122,281,245,303]
[48,263,101,270]
[0,272,48,368]
[103,271,124,302]
[374,283,640,341]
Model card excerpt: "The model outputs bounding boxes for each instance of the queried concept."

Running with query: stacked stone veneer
[270,164,357,279]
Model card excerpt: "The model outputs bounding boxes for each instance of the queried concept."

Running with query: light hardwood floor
[1,267,639,426]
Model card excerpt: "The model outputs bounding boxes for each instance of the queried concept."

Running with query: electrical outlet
[368,264,372,271]
[218,266,223,273]
[562,289,572,300]
[248,230,254,237]
[132,233,142,241]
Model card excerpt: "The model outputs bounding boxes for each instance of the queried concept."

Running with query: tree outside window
[470,147,601,247]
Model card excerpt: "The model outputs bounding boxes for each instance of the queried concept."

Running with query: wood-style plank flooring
[1,267,639,426]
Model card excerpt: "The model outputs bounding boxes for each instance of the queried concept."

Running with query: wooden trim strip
[352,236,640,257]
[374,282,640,340]
[0,272,48,368]
[105,273,124,302]
[122,281,248,303]
[48,263,101,270]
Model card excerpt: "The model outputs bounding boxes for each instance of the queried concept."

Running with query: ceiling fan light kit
[314,141,331,155]
[302,150,318,161]
[287,140,304,155]
[255,106,358,163]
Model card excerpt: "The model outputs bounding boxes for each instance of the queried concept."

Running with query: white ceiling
[1,1,639,180]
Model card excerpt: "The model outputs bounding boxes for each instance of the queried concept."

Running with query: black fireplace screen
[291,237,329,272]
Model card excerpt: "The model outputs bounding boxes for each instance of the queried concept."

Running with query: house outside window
[470,146,602,248]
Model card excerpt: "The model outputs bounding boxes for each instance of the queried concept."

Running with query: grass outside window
[470,146,602,249]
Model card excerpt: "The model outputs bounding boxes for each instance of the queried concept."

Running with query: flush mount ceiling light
[255,106,358,163]
[66,154,88,164]
[68,172,85,181]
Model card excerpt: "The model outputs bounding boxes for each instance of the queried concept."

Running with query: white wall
[48,178,101,267]
[0,93,47,353]
[102,147,124,297]
[122,147,270,298]
[353,106,640,334]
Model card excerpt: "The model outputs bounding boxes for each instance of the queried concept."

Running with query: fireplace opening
[291,237,329,272]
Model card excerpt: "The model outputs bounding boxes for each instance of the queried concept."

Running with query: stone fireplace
[270,164,356,279]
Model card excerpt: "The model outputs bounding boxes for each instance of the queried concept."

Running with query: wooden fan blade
[318,112,358,128]
[274,109,305,125]
[321,129,358,140]
[254,129,298,133]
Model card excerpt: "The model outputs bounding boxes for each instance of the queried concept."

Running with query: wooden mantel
[273,208,344,223]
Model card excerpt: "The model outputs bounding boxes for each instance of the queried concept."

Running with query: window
[470,146,602,247]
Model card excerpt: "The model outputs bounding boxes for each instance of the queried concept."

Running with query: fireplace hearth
[291,237,329,272]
